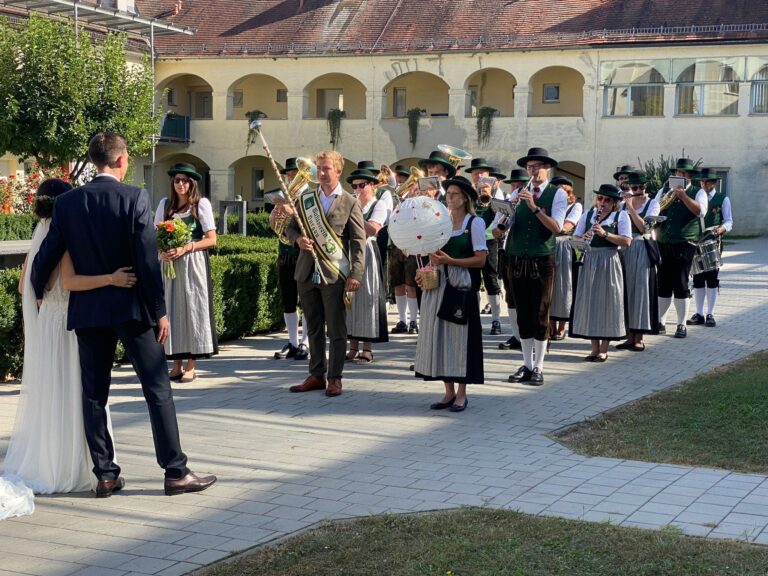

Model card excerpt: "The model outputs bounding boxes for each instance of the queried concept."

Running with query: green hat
[419,150,457,179]
[489,167,507,180]
[697,167,720,181]
[465,158,494,173]
[442,175,478,201]
[517,147,558,168]
[393,164,411,177]
[356,160,380,175]
[612,164,636,180]
[594,184,622,200]
[551,176,573,187]
[167,162,201,181]
[675,158,695,172]
[503,168,529,184]
[626,171,648,186]
[280,157,298,175]
[345,169,379,185]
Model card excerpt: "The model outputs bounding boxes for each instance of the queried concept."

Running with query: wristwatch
[533,207,541,215]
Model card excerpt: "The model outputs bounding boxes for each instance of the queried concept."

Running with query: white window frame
[603,84,665,117]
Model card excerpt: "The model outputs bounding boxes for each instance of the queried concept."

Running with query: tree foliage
[0,15,158,180]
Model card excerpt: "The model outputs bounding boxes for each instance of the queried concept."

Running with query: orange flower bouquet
[155,219,192,279]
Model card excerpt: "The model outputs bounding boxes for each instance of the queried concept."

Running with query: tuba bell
[437,144,472,169]
[657,185,679,212]
[270,157,318,244]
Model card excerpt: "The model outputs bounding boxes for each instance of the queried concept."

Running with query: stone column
[448,88,466,120]
[513,84,531,146]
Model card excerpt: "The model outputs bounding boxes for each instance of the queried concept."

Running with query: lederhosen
[277,240,300,314]
[693,192,726,289]
[506,185,558,341]
[477,204,501,297]
[621,198,659,334]
[657,186,701,299]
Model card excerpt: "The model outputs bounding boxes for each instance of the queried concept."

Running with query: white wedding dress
[1,220,100,520]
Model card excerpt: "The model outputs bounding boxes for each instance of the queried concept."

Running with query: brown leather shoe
[289,374,327,393]
[164,472,217,496]
[326,378,342,397]
[95,476,125,498]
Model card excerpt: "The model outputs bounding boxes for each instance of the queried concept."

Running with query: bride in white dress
[0,179,135,520]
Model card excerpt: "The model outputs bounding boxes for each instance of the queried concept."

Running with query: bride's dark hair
[34,178,73,219]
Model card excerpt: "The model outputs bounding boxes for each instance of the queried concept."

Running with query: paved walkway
[1,237,767,576]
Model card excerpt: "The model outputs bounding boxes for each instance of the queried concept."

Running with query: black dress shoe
[293,344,309,360]
[164,472,217,496]
[490,320,502,335]
[705,314,717,327]
[96,476,125,498]
[449,398,468,412]
[499,336,522,350]
[657,323,667,335]
[508,365,532,383]
[408,321,419,334]
[674,324,687,338]
[274,342,298,359]
[686,313,705,326]
[391,321,408,334]
[429,396,456,410]
[525,368,544,386]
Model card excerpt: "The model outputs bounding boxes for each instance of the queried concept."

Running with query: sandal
[346,350,359,361]
[355,350,374,365]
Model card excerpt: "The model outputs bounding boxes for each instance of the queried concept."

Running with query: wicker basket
[419,269,440,291]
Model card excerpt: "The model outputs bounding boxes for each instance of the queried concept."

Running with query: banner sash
[298,189,351,280]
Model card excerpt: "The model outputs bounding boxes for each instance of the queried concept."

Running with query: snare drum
[691,238,722,275]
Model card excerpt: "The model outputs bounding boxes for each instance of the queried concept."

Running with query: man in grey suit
[285,150,366,397]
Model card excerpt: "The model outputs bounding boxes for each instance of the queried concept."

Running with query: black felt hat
[626,171,648,186]
[675,158,696,172]
[594,183,622,200]
[442,175,478,201]
[356,160,380,175]
[489,167,507,180]
[697,167,720,181]
[345,169,379,185]
[516,147,558,168]
[612,164,636,180]
[393,164,411,177]
[503,168,530,184]
[167,162,201,181]
[418,150,457,179]
[551,176,574,187]
[465,158,494,173]
[280,157,298,175]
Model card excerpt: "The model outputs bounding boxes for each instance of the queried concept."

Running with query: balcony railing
[158,114,191,144]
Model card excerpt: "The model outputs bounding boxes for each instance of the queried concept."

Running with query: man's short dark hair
[88,132,128,168]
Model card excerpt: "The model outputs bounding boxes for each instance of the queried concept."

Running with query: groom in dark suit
[31,133,216,497]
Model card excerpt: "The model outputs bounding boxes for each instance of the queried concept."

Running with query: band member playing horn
[345,169,389,363]
[616,171,660,351]
[548,176,583,342]
[271,158,309,361]
[466,158,504,335]
[506,148,568,385]
[496,168,529,350]
[656,158,708,338]
[419,149,457,201]
[285,151,366,397]
[571,185,632,362]
[687,168,732,328]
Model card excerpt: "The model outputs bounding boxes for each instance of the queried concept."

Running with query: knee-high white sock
[489,294,502,323]
[521,338,534,370]
[299,323,309,346]
[284,312,299,347]
[694,288,706,316]
[533,339,547,371]
[395,295,407,323]
[658,297,672,326]
[407,297,419,324]
[706,287,719,316]
[508,308,520,339]
[674,298,689,326]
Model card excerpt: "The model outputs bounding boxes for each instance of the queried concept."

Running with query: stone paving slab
[1,237,767,575]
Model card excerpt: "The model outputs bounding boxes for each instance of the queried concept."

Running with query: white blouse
[450,214,488,252]
[574,208,632,238]
[155,197,216,233]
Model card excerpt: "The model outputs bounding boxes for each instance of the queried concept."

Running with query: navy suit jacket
[30,175,166,330]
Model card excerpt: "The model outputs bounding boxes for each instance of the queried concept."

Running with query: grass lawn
[556,350,768,473]
[203,509,768,576]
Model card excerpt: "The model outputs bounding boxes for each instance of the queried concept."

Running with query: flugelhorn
[395,166,425,199]
[437,144,472,168]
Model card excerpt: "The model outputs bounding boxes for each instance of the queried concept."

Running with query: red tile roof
[139,0,768,57]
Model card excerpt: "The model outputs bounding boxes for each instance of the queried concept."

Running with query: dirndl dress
[550,235,575,321]
[622,234,659,334]
[570,244,626,341]
[346,236,389,342]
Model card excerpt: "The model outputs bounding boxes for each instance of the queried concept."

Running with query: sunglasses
[630,185,642,191]
[173,177,191,185]
[350,182,369,190]
[526,163,544,171]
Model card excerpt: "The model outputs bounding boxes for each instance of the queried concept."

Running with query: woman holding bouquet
[154,163,218,382]
[414,176,487,413]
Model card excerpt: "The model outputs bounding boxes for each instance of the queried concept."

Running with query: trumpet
[394,165,425,200]
[377,164,394,188]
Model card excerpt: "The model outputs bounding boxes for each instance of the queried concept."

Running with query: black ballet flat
[430,396,456,410]
[449,398,468,412]
[169,371,185,382]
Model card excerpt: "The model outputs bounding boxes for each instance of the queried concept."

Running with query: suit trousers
[298,280,347,379]
[76,321,189,481]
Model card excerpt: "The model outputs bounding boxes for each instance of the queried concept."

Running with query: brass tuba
[437,144,472,169]
[270,157,318,244]
[394,165,425,200]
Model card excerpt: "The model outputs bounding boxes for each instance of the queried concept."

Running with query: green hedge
[225,211,273,237]
[0,214,36,241]
[0,235,281,380]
